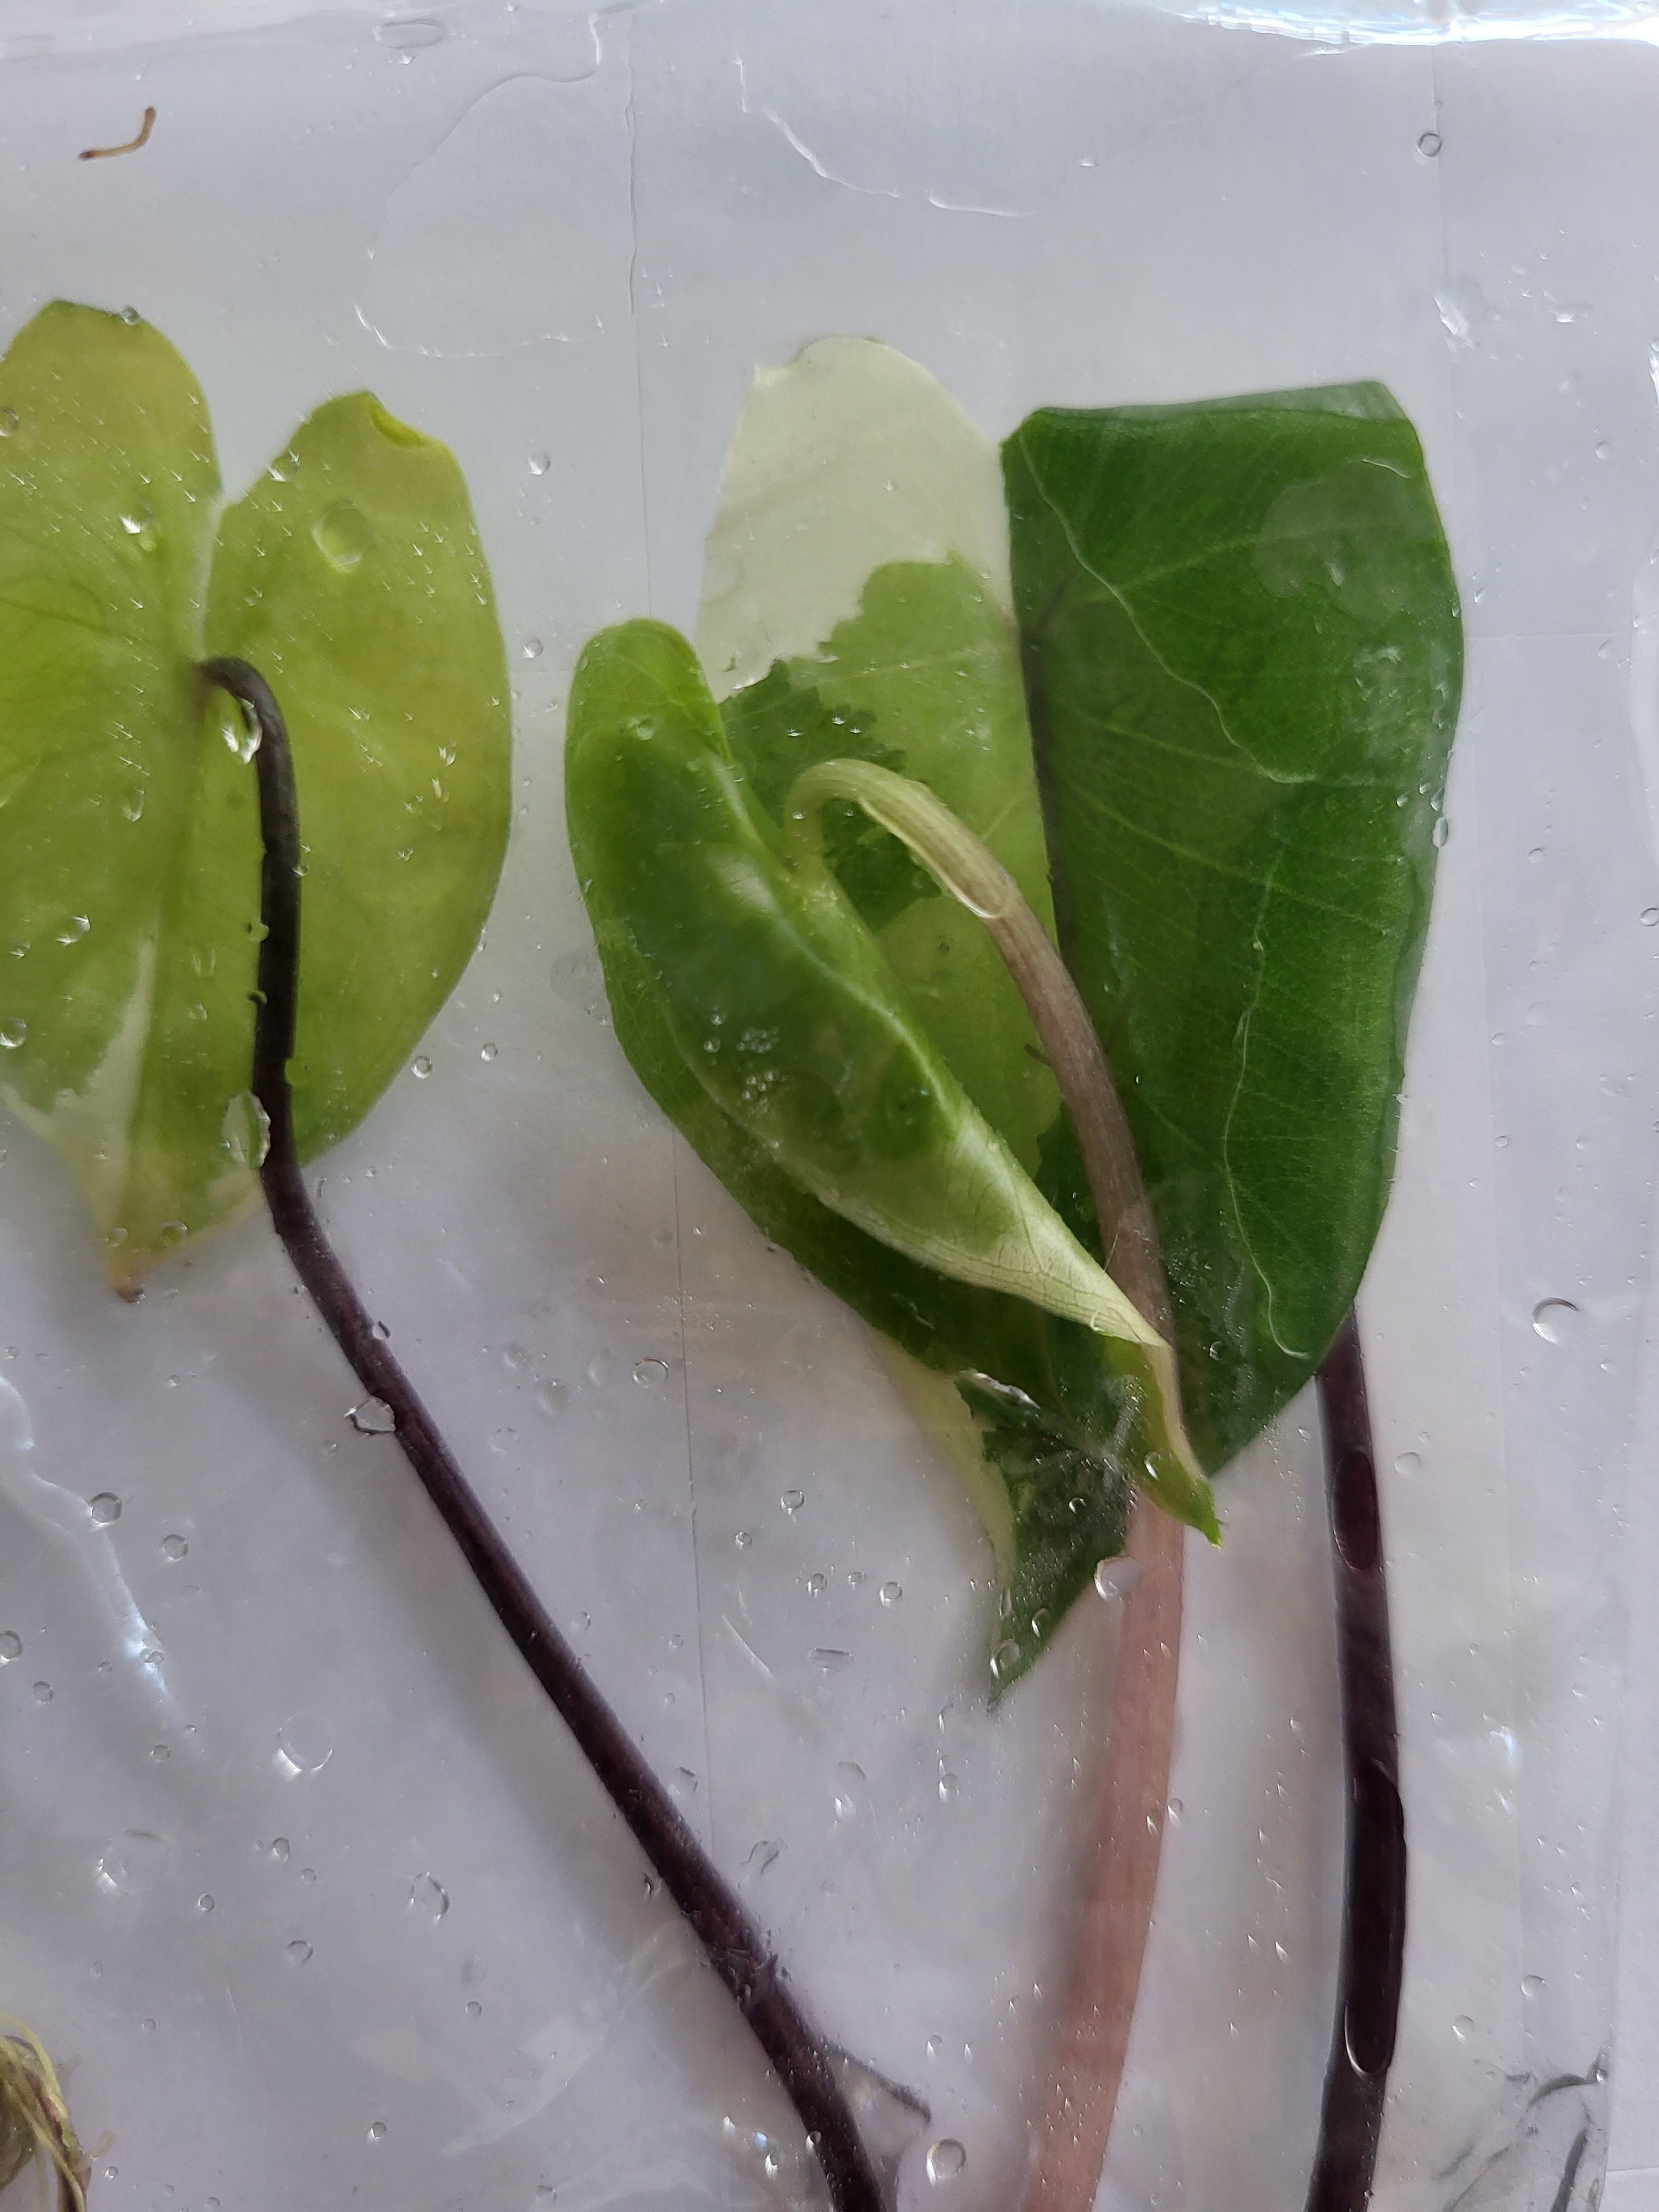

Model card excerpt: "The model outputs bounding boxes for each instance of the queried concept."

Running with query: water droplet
[408,1871,450,1920]
[267,449,300,483]
[938,1771,958,1803]
[811,1647,851,1670]
[879,1580,902,1608]
[926,2140,967,2184]
[88,1491,122,1527]
[285,1938,312,1967]
[267,1836,291,1864]
[806,1572,826,1597]
[1433,815,1451,849]
[0,1631,17,1662]
[781,1488,805,1514]
[119,786,144,822]
[312,500,372,572]
[465,1998,483,2018]
[374,14,443,45]
[0,408,17,436]
[412,1055,432,1079]
[32,1680,50,1703]
[1531,1298,1581,1344]
[55,913,90,944]
[367,2120,389,2142]
[0,1018,25,1049]
[734,1528,752,1550]
[1392,1451,1421,1476]
[221,1091,271,1170]
[348,1397,396,1434]
[833,1762,865,1820]
[1451,2014,1474,2042]
[1167,1797,1184,1825]
[119,507,158,552]
[586,1352,613,1386]
[632,1357,669,1389]
[522,637,544,661]
[1274,1939,1290,1963]
[197,1893,214,1913]
[276,1711,335,1775]
[990,1639,1021,1681]
[528,451,551,476]
[670,1767,699,1801]
[534,1378,567,1418]
[97,1829,168,1896]
[1094,1557,1142,1602]
[1642,907,1659,927]
[119,306,141,325]
[1417,128,1442,156]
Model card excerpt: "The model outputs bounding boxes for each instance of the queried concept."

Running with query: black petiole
[201,655,888,2212]
[206,647,1408,2211]
[1308,1314,1407,2210]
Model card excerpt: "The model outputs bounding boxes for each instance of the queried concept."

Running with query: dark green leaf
[1005,387,1461,1468]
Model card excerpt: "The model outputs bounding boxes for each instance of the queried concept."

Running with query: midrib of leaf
[1221,841,1311,1359]
[101,482,226,1244]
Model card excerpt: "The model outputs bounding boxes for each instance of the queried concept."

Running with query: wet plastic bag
[0,4,1655,2209]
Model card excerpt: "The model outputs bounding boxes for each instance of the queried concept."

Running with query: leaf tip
[362,395,430,451]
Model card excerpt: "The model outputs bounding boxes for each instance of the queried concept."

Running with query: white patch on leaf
[696,336,1013,700]
[2,938,157,1232]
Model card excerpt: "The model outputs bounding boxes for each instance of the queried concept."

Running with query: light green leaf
[1005,388,1461,1469]
[0,301,510,1283]
[700,337,1059,1174]
[566,617,1217,1689]
[684,340,1209,1676]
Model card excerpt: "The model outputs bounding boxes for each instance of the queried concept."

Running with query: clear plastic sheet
[0,5,1655,2209]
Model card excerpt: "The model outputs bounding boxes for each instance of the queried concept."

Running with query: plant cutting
[0,299,895,2210]
[0,305,1459,2210]
[566,338,1460,2206]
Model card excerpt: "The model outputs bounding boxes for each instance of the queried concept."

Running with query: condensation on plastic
[0,4,1655,2210]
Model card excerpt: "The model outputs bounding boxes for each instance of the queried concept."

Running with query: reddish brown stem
[791,759,1193,2212]
[1021,1500,1183,2210]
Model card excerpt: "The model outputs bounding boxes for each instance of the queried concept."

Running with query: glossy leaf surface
[0,302,510,1281]
[684,339,1214,1680]
[698,337,1060,1173]
[567,619,1217,1684]
[1005,388,1461,1469]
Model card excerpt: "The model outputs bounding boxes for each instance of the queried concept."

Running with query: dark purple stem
[200,655,885,2212]
[1308,1312,1407,2209]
